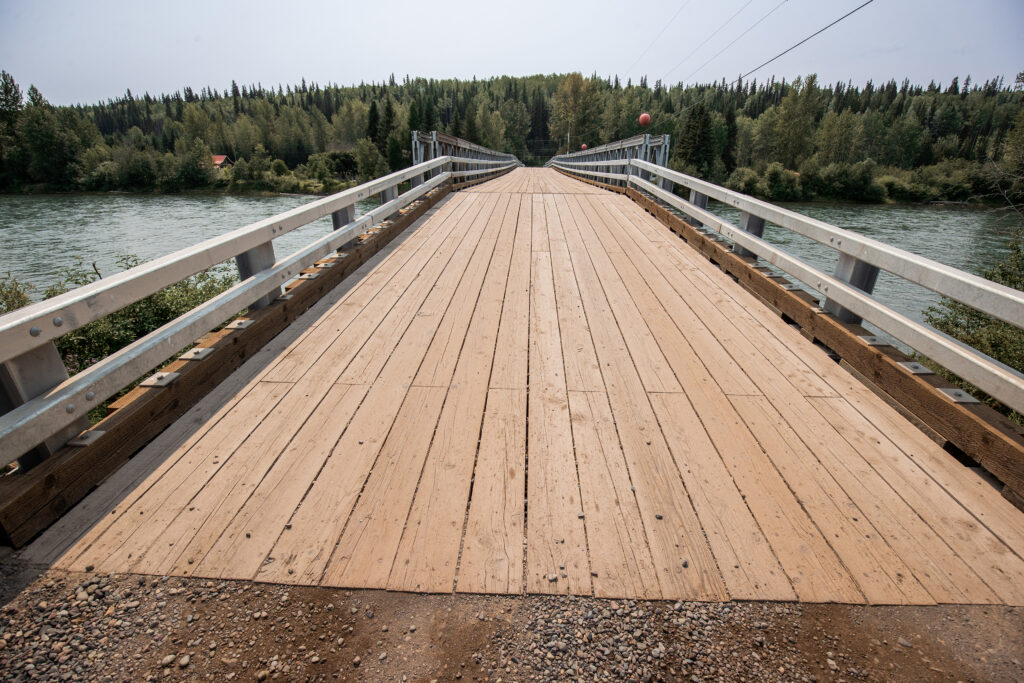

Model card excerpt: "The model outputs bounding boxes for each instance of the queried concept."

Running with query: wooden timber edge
[623,186,1024,510]
[551,167,627,194]
[0,184,452,548]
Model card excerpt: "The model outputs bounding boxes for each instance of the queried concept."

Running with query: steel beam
[823,252,880,325]
[0,342,87,468]
[235,241,278,310]
[734,211,765,260]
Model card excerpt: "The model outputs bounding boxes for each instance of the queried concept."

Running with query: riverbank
[2,180,355,199]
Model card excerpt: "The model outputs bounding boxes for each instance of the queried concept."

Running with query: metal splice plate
[898,361,935,375]
[226,319,254,330]
[140,371,180,387]
[296,272,320,280]
[276,294,294,301]
[316,261,336,268]
[180,347,215,361]
[68,430,106,447]
[780,284,803,291]
[938,387,980,403]
[857,335,888,346]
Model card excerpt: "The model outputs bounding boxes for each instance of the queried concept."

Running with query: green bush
[764,162,802,201]
[726,167,766,197]
[0,272,33,314]
[817,160,886,202]
[877,172,932,202]
[41,255,237,376]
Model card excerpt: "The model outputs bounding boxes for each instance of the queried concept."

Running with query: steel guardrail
[551,152,1024,415]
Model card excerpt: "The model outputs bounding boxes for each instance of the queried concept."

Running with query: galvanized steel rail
[550,141,1024,416]
[0,134,520,465]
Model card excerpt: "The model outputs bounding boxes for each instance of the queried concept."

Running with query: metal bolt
[86,391,95,401]
[53,316,63,327]
[29,326,41,337]
[66,404,75,413]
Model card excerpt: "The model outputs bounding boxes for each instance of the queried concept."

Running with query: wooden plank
[413,194,515,387]
[556,194,726,601]
[254,192,498,585]
[523,250,590,595]
[679,374,864,602]
[93,196,480,576]
[135,376,341,575]
[811,396,1024,605]
[548,196,603,392]
[337,192,515,591]
[489,195,531,390]
[649,394,796,601]
[625,187,1024,502]
[568,390,661,599]
[188,383,370,580]
[531,194,549,252]
[265,193,474,384]
[827,376,1024,559]
[564,195,682,393]
[729,395,947,605]
[666,230,1024,561]
[320,385,447,588]
[600,196,832,398]
[64,381,291,572]
[457,388,527,594]
[389,197,524,592]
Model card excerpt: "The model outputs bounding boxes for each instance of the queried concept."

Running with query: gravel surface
[0,561,1021,681]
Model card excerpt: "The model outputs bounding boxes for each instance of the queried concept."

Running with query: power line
[675,0,877,114]
[624,0,694,77]
[680,0,789,84]
[662,0,757,82]
[739,0,876,81]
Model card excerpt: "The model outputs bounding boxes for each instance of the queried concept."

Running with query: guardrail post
[379,184,399,221]
[1,342,88,469]
[687,190,709,227]
[331,204,358,249]
[733,211,765,259]
[235,241,278,309]
[655,138,674,192]
[411,133,425,188]
[823,253,880,325]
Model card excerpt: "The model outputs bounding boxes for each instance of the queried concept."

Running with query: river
[1,193,1020,331]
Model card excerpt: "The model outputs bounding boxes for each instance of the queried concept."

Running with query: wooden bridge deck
[41,168,1024,604]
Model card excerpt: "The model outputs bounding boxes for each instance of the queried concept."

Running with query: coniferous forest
[1,69,1022,204]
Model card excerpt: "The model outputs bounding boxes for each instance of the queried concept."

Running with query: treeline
[0,69,1022,203]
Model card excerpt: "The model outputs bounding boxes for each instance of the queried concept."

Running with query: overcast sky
[1,0,1021,105]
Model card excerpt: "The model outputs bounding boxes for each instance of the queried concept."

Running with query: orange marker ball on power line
[581,143,587,150]
[639,112,651,127]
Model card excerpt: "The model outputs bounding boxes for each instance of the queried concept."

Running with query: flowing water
[0,193,1019,332]
[0,193,378,296]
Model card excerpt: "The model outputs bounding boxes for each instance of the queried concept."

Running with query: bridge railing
[550,151,1024,417]
[0,137,519,466]
[545,134,671,186]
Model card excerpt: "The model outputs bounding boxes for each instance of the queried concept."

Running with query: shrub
[271,159,289,177]
[0,272,33,313]
[42,255,237,376]
[764,162,802,201]
[726,167,766,197]
[817,160,886,202]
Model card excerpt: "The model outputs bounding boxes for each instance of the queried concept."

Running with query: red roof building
[211,155,232,168]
